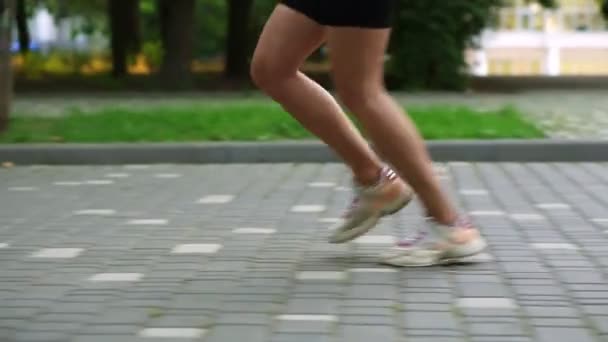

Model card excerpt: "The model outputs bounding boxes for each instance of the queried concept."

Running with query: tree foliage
[388,0,503,90]
[387,0,564,90]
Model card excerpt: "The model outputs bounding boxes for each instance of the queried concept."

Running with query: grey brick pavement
[1,162,608,341]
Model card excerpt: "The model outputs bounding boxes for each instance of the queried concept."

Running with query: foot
[380,216,487,267]
[328,166,414,244]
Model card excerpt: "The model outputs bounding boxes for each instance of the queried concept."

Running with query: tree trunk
[109,0,141,78]
[15,0,28,55]
[158,0,195,88]
[0,0,15,132]
[225,0,253,80]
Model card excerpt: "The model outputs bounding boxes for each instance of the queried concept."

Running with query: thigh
[252,3,327,73]
[327,27,391,91]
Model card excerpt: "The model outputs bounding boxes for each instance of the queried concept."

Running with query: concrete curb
[1,140,607,165]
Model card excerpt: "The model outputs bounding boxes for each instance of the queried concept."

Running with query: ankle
[353,166,383,187]
[426,211,459,226]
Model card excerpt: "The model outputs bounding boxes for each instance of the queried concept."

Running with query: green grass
[1,102,544,143]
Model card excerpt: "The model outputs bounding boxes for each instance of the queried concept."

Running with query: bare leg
[250,5,383,185]
[327,27,457,225]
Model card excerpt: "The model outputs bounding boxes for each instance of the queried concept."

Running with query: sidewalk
[1,163,608,342]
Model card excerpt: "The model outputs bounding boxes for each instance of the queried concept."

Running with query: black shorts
[280,0,395,28]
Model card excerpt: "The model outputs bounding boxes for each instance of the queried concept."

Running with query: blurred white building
[469,0,608,76]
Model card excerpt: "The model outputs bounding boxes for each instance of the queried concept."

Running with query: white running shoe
[328,166,414,244]
[381,216,487,267]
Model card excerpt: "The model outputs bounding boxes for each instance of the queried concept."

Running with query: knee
[250,54,291,92]
[335,83,382,113]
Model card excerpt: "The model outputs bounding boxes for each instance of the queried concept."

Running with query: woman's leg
[327,27,486,265]
[327,27,457,224]
[251,4,413,243]
[251,4,382,186]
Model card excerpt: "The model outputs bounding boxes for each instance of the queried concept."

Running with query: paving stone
[457,298,518,309]
[469,337,533,342]
[31,248,84,258]
[403,312,459,330]
[458,283,511,297]
[557,271,606,284]
[404,303,452,311]
[138,327,207,338]
[405,339,464,342]
[468,322,528,336]
[534,327,596,342]
[285,299,339,315]
[274,320,335,334]
[523,306,580,318]
[270,334,332,342]
[347,285,396,300]
[146,314,212,328]
[339,325,398,342]
[341,315,394,325]
[14,331,68,341]
[93,309,149,325]
[81,324,140,335]
[215,313,271,326]
[402,292,453,303]
[530,318,586,327]
[512,285,567,296]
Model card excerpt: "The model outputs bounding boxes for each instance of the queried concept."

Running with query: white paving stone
[8,187,38,191]
[319,218,340,224]
[536,203,571,210]
[349,268,397,273]
[469,210,505,217]
[457,297,518,309]
[291,205,326,213]
[54,181,82,186]
[138,328,206,338]
[334,186,350,192]
[197,195,234,204]
[171,244,222,254]
[105,173,130,178]
[88,273,143,282]
[459,189,489,196]
[276,315,338,322]
[74,209,116,216]
[308,182,336,188]
[155,173,182,179]
[510,213,545,221]
[232,228,276,234]
[592,218,608,224]
[354,235,396,245]
[124,165,150,170]
[296,271,345,281]
[127,219,168,225]
[32,248,84,258]
[532,243,579,250]
[85,180,114,185]
[450,162,471,167]
[0,243,9,249]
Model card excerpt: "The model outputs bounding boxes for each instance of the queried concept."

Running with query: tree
[0,0,15,132]
[108,0,141,77]
[388,0,557,90]
[158,0,195,88]
[225,0,254,80]
[15,0,28,54]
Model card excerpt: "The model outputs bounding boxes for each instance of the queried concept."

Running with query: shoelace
[343,166,397,219]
